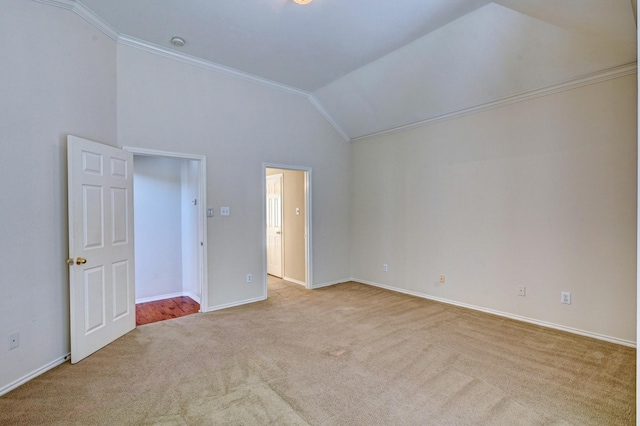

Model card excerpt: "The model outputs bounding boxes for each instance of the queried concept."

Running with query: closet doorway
[125,147,208,325]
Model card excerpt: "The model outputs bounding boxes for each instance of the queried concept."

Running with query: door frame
[123,146,208,312]
[262,163,312,291]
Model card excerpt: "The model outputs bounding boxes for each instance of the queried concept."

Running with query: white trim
[311,279,349,289]
[263,164,313,292]
[122,146,205,161]
[34,0,74,9]
[307,95,351,142]
[0,353,70,397]
[72,1,119,40]
[351,62,638,142]
[206,296,267,312]
[34,1,310,99]
[355,278,637,348]
[34,1,350,144]
[283,276,306,287]
[35,0,119,40]
[118,35,351,142]
[33,1,635,146]
[123,146,208,313]
[185,291,200,304]
[118,35,309,99]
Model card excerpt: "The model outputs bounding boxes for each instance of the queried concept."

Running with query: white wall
[133,156,184,300]
[0,0,117,393]
[116,45,352,308]
[351,75,637,344]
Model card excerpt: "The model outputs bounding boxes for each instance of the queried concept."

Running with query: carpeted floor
[0,281,635,425]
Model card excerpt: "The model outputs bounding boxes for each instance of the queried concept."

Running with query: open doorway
[264,164,312,298]
[124,147,208,325]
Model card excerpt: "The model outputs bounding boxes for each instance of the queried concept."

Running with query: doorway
[264,164,312,296]
[266,173,283,278]
[124,147,208,323]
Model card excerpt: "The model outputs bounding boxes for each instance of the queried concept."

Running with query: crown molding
[33,0,351,143]
[37,0,627,145]
[118,35,351,142]
[307,95,351,142]
[35,0,119,40]
[34,0,74,9]
[351,62,638,142]
[73,1,119,40]
[117,35,310,99]
[33,0,308,98]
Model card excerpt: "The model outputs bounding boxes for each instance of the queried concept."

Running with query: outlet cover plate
[9,333,19,350]
[561,291,571,304]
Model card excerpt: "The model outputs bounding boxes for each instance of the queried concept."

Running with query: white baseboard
[354,278,636,348]
[206,295,267,312]
[184,291,200,304]
[311,278,351,289]
[0,353,70,397]
[136,291,200,304]
[283,276,306,287]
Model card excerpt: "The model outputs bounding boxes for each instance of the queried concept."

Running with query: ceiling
[76,0,637,140]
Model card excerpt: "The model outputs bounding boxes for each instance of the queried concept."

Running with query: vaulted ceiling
[74,0,637,140]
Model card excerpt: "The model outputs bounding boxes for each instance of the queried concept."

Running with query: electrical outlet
[561,291,571,304]
[518,286,526,296]
[207,208,214,217]
[439,274,445,284]
[246,273,253,283]
[9,333,19,350]
[220,206,230,216]
[383,264,388,272]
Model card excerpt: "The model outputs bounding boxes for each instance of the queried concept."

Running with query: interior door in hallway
[67,135,135,363]
[266,173,283,278]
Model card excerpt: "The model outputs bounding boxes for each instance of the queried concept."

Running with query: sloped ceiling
[70,0,636,140]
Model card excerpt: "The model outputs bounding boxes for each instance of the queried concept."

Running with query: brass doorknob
[76,257,87,265]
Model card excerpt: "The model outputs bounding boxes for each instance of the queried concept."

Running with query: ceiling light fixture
[293,0,312,4]
[170,37,185,47]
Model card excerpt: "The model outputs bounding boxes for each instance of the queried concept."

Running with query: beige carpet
[1,281,635,425]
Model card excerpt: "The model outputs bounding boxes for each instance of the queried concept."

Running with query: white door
[266,174,283,278]
[67,135,135,364]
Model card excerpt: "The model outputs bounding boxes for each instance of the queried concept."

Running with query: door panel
[112,260,130,319]
[111,187,128,244]
[84,266,105,333]
[83,185,104,248]
[68,135,135,363]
